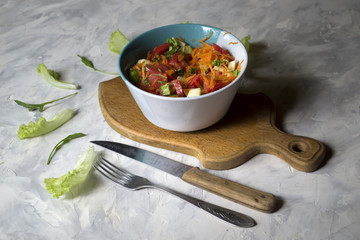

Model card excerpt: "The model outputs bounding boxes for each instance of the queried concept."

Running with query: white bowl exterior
[124,76,242,132]
[121,26,248,132]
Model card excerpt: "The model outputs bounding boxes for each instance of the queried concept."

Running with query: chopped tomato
[170,79,184,97]
[148,74,168,93]
[211,43,229,55]
[145,63,170,75]
[146,63,176,80]
[169,52,188,70]
[203,79,227,93]
[150,43,170,60]
[187,74,202,88]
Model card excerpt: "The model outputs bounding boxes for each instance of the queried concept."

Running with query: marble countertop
[1,0,359,239]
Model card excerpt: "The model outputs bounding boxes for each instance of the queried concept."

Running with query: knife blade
[91,140,276,213]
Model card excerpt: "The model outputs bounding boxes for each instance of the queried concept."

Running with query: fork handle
[154,184,255,227]
[182,167,276,213]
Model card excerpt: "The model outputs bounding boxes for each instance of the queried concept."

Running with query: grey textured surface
[1,0,359,239]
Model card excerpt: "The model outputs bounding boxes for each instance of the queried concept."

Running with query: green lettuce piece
[165,38,179,58]
[37,63,78,89]
[109,29,129,55]
[44,146,97,199]
[165,38,193,58]
[17,109,75,140]
[160,83,171,95]
[129,68,142,84]
[232,69,240,76]
[182,45,193,54]
[241,35,251,52]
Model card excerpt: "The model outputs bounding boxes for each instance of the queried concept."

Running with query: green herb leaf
[190,67,197,74]
[232,69,240,76]
[211,59,222,67]
[14,92,77,112]
[175,69,185,75]
[165,38,179,59]
[77,55,119,75]
[109,29,129,55]
[152,54,160,62]
[47,133,86,165]
[37,63,78,89]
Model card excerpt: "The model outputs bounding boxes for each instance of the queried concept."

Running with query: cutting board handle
[263,128,325,172]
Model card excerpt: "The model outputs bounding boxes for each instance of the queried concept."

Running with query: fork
[93,157,256,228]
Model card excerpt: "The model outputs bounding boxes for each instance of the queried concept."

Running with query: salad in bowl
[119,24,248,132]
[128,36,243,98]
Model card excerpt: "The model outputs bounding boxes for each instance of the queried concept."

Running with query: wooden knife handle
[182,167,276,213]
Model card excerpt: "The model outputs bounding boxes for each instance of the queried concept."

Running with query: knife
[91,140,276,212]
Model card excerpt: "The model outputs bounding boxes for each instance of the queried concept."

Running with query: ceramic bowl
[118,23,248,132]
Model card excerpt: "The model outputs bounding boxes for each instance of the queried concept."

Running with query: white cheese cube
[228,60,237,71]
[137,59,151,65]
[187,88,201,97]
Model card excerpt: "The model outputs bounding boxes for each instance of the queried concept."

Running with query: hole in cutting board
[289,141,309,153]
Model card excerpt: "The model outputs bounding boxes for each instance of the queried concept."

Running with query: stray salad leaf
[77,55,119,75]
[44,146,98,199]
[14,92,77,112]
[17,108,75,140]
[241,35,251,52]
[47,133,86,165]
[37,63,78,89]
[109,29,129,55]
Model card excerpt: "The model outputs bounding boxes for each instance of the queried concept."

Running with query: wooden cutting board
[98,77,325,172]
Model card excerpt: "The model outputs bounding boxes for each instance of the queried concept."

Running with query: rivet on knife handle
[182,167,276,213]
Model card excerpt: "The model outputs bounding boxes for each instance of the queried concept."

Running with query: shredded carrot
[223,32,230,37]
[228,42,238,45]
[178,53,184,62]
[221,62,229,71]
[141,61,146,80]
[237,59,244,71]
[186,39,238,91]
[185,74,195,84]
[160,55,168,64]
[166,69,175,76]
[199,31,213,43]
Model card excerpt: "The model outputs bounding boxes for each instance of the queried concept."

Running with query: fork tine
[101,158,133,178]
[94,158,129,186]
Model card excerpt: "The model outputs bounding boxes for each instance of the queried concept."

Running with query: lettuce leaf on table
[109,29,129,55]
[44,146,98,199]
[17,109,75,140]
[241,35,251,52]
[37,63,78,89]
